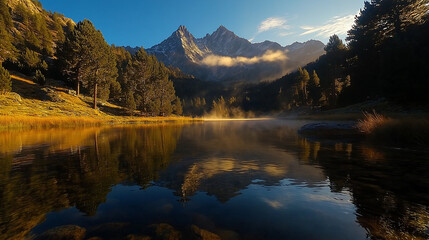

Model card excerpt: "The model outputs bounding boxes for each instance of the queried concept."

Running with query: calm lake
[0,120,428,240]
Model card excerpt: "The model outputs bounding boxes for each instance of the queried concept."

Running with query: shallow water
[0,120,428,239]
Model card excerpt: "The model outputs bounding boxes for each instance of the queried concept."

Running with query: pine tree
[0,64,11,94]
[120,48,177,116]
[173,96,183,115]
[297,67,310,104]
[346,0,429,102]
[20,48,40,73]
[324,35,347,105]
[308,70,321,105]
[125,91,136,115]
[33,69,46,86]
[155,76,176,116]
[121,47,150,111]
[59,20,118,108]
[52,12,65,44]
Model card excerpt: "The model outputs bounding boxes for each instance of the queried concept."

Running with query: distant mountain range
[127,26,325,82]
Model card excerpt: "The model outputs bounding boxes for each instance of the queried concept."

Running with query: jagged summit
[149,25,208,64]
[175,25,192,37]
[178,25,188,31]
[214,25,233,34]
[209,25,239,40]
[145,25,325,82]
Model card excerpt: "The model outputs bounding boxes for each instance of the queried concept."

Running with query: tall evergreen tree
[125,91,136,115]
[347,0,429,101]
[52,12,66,44]
[308,70,322,105]
[59,20,118,108]
[324,35,347,105]
[20,48,40,73]
[121,47,150,110]
[0,64,11,94]
[297,67,310,105]
[153,75,176,116]
[121,48,177,115]
[173,96,183,115]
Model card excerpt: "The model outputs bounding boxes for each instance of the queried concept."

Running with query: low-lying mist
[203,107,256,120]
[200,50,288,67]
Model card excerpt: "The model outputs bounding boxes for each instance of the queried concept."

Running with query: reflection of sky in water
[1,120,428,239]
[33,180,365,240]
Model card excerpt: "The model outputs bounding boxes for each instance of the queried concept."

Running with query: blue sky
[39,0,364,48]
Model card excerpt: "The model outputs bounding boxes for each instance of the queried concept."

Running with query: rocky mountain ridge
[142,25,325,82]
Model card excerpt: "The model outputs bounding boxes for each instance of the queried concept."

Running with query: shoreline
[0,115,203,130]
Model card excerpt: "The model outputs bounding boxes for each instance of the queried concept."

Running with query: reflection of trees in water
[0,125,183,239]
[296,137,429,240]
[119,126,183,187]
[0,122,428,239]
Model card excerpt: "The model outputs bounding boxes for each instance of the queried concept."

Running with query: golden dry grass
[0,114,200,130]
[0,116,103,129]
[357,110,388,134]
[0,73,201,129]
[369,118,429,147]
[356,110,429,147]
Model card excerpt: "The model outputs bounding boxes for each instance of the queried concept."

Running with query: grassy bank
[0,73,200,130]
[0,115,200,130]
[357,113,429,147]
[284,99,429,121]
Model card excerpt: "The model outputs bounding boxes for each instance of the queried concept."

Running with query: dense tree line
[346,0,429,103]
[0,0,70,92]
[239,0,429,113]
[2,0,427,116]
[0,0,68,69]
[174,0,429,115]
[57,20,181,114]
[0,0,182,116]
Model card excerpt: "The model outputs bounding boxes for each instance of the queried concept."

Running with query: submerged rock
[147,223,182,240]
[89,222,131,239]
[191,225,221,240]
[126,234,152,240]
[35,225,86,240]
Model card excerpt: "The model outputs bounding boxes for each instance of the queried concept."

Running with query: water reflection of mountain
[159,121,326,202]
[0,121,428,239]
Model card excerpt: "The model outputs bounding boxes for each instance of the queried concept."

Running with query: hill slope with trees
[172,0,429,116]
[0,0,183,118]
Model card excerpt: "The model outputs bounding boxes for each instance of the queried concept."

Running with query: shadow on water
[0,120,428,239]
[0,124,184,239]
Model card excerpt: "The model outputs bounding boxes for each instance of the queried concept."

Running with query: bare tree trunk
[76,79,80,96]
[93,83,97,109]
[76,68,80,96]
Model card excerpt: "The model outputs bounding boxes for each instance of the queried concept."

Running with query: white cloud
[200,50,288,67]
[300,14,355,38]
[258,17,290,33]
